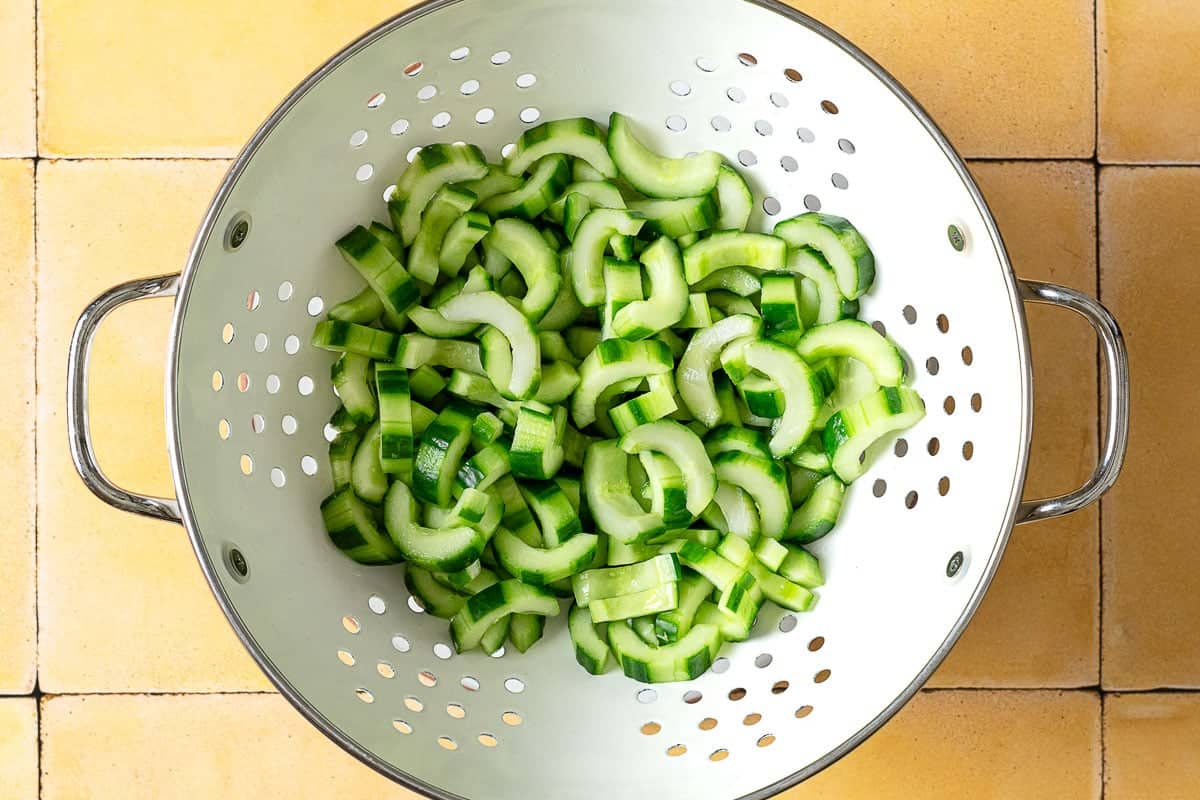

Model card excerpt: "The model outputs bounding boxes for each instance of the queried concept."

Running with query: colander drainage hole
[355,164,374,182]
[438,736,458,751]
[501,143,516,158]
[349,129,368,148]
[695,56,717,72]
[342,615,360,634]
[795,705,814,718]
[450,46,470,61]
[367,595,386,614]
[814,669,832,683]
[838,138,857,154]
[737,52,758,66]
[757,734,776,748]
[944,395,956,415]
[392,634,411,653]
[905,491,918,509]
[777,615,796,633]
[490,50,511,65]
[520,107,541,124]
[504,677,525,693]
[404,61,423,77]
[737,150,756,167]
[772,681,789,694]
[284,335,300,355]
[239,454,253,475]
[971,392,983,412]
[682,690,702,704]
[803,194,821,211]
[501,711,522,727]
[939,476,951,496]
[902,305,918,324]
[433,643,453,660]
[419,671,438,687]
[808,636,825,652]
[712,657,730,673]
[297,376,314,396]
[728,688,746,701]
[770,91,788,108]
[641,722,662,736]
[727,86,747,103]
[393,720,413,735]
[832,172,849,189]
[963,440,975,460]
[743,713,762,726]
[797,127,815,143]
[666,744,687,757]
[408,595,426,614]
[780,155,798,172]
[461,676,480,692]
[637,688,658,704]
[710,749,729,762]
[221,322,234,343]
[784,67,803,82]
[893,438,908,457]
[937,313,950,333]
[377,661,396,679]
[762,197,781,215]
[754,653,773,668]
[665,115,687,132]
[821,99,839,114]
[251,414,265,434]
[247,289,261,310]
[301,455,318,476]
[391,119,410,136]
[405,696,425,712]
[336,649,354,666]
[478,733,498,748]
[872,479,886,497]
[447,703,466,719]
[754,119,772,136]
[711,115,731,132]
[476,108,495,124]
[926,356,940,375]
[962,345,974,365]
[516,73,537,89]
[670,80,691,96]
[699,717,718,731]
[217,419,230,440]
[356,689,375,704]
[927,437,940,455]
[460,79,480,95]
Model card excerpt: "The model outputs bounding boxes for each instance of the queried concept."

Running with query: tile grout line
[32,0,43,794]
[1093,3,1108,798]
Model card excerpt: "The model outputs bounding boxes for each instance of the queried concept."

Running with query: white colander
[66,1,1130,797]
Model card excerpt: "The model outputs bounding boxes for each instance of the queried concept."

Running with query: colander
[65,0,1130,797]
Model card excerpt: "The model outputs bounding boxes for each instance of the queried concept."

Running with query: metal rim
[164,1,1032,797]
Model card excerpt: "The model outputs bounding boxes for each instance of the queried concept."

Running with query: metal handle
[1015,279,1129,524]
[67,274,183,523]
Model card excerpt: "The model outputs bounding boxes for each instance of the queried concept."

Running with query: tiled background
[3,0,1197,797]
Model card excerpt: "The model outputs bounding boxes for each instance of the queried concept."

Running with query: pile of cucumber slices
[315,113,925,683]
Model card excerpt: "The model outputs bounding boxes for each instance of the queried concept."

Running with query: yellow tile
[41,694,413,799]
[931,162,1099,687]
[785,690,1100,799]
[37,159,270,692]
[1099,0,1200,162]
[0,160,36,694]
[1105,693,1200,800]
[0,2,35,155]
[1101,168,1200,689]
[38,0,410,157]
[787,0,1095,157]
[0,698,37,800]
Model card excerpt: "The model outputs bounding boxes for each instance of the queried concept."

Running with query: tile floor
[4,0,1197,796]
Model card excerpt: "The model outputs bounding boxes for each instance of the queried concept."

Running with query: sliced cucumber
[440,291,541,399]
[321,486,403,565]
[569,604,611,674]
[409,185,477,284]
[676,314,761,427]
[493,526,600,585]
[450,579,560,652]
[334,225,420,319]
[505,117,617,179]
[483,154,571,219]
[485,218,562,321]
[683,232,786,285]
[796,320,905,387]
[571,208,646,307]
[384,482,490,572]
[714,163,753,231]
[775,212,876,299]
[823,386,926,482]
[607,112,722,199]
[394,143,489,245]
[630,195,719,239]
[584,440,666,544]
[611,237,689,339]
[786,474,845,543]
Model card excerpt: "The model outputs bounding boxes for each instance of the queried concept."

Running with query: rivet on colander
[946,550,965,578]
[228,547,248,579]
[225,213,251,251]
[947,224,967,252]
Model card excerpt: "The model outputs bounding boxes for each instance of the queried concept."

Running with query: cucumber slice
[405,565,467,618]
[590,583,679,624]
[714,163,753,231]
[702,482,762,542]
[335,225,421,320]
[779,545,825,588]
[823,386,926,482]
[712,452,790,539]
[612,237,689,339]
[607,538,660,566]
[753,538,789,572]
[682,232,786,285]
[510,401,566,480]
[538,254,585,331]
[797,319,905,387]
[459,165,524,204]
[607,620,722,683]
[573,339,673,428]
[509,613,546,653]
[394,143,489,245]
[375,365,414,480]
[534,361,581,405]
[740,339,823,457]
[654,572,714,644]
[569,604,611,674]
[450,579,561,652]
[545,180,627,223]
[571,208,647,307]
[775,212,876,299]
[676,314,761,427]
[630,195,719,239]
[638,452,691,526]
[760,271,805,345]
[455,441,512,494]
[788,246,843,326]
[505,117,617,179]
[703,425,770,459]
[483,154,571,219]
[321,486,403,565]
[692,268,763,298]
[601,258,644,339]
[676,540,743,590]
[563,193,591,241]
[350,419,388,503]
[493,527,600,585]
[329,426,362,491]
[312,319,399,360]
[484,218,562,321]
[572,554,681,607]
[676,293,714,329]
[521,479,583,547]
[439,291,541,399]
[409,186,477,284]
[398,334,483,374]
[406,305,477,338]
[609,373,678,434]
[329,286,384,324]
[384,482,490,572]
[607,112,722,199]
[619,419,716,516]
[584,440,666,544]
[439,211,492,277]
[412,404,476,506]
[786,474,846,543]
[330,354,376,425]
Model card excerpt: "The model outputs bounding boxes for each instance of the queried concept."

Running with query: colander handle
[67,274,183,524]
[1015,280,1129,524]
